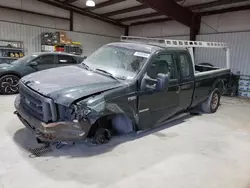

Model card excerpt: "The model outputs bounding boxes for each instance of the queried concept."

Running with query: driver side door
[137,53,179,130]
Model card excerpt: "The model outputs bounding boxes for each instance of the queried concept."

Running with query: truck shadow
[13,113,194,158]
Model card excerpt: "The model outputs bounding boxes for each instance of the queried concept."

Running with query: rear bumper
[14,95,91,143]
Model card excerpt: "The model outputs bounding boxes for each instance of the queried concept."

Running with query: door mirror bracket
[156,73,169,92]
[141,73,169,92]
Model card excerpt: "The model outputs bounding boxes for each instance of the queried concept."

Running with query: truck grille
[19,81,57,122]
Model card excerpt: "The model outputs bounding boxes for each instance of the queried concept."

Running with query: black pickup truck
[14,40,230,144]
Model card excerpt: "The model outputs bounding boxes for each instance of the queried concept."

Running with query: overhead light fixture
[86,0,95,7]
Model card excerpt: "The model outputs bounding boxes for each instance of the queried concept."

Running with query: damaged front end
[15,91,135,144]
[14,78,137,144]
[14,95,93,143]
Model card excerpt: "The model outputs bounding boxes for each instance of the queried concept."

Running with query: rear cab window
[178,52,194,80]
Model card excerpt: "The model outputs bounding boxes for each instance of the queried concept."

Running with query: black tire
[93,128,111,145]
[0,74,20,94]
[201,88,221,113]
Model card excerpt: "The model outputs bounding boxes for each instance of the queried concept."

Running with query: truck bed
[195,64,230,77]
[191,64,231,107]
[195,64,221,73]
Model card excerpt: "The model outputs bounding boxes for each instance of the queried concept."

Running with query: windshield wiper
[95,68,123,81]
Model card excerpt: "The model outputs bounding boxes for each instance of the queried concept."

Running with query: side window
[147,54,176,80]
[57,55,77,64]
[179,53,192,78]
[36,55,55,65]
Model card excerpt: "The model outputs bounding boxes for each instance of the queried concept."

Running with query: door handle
[176,86,181,94]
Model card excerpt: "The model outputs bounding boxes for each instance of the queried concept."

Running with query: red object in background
[55,46,64,52]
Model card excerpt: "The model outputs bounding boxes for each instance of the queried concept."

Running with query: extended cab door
[138,52,179,130]
[56,55,78,67]
[176,51,195,111]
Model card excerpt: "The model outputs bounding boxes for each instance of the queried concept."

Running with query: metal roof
[40,0,250,26]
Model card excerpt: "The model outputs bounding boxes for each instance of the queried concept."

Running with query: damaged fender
[71,94,138,133]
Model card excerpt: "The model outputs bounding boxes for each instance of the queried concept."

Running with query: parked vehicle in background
[0,52,86,94]
[14,36,231,145]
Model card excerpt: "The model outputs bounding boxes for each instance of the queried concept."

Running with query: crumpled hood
[21,65,124,106]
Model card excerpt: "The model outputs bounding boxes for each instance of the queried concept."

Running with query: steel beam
[69,11,73,31]
[138,0,195,27]
[124,26,129,36]
[190,14,201,41]
[118,0,249,25]
[62,0,78,4]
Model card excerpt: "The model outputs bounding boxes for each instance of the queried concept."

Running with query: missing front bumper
[14,95,92,143]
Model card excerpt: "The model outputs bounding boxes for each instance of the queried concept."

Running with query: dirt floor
[0,95,250,188]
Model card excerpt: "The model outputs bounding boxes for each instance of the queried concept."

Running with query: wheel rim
[0,75,19,94]
[211,92,219,110]
[95,129,111,144]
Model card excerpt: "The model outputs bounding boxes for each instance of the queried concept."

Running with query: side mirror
[141,73,169,92]
[29,61,38,66]
[156,73,169,92]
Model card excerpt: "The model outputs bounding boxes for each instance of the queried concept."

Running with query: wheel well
[213,80,224,94]
[0,72,21,79]
[87,114,134,138]
[87,115,113,138]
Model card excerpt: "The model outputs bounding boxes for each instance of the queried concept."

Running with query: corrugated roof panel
[110,8,156,19]
[91,0,141,14]
[124,15,168,25]
[196,1,250,12]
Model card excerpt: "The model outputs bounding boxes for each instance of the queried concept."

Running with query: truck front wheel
[93,128,111,145]
[201,88,221,113]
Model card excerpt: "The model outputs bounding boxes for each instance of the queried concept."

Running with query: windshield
[83,45,149,80]
[10,54,39,65]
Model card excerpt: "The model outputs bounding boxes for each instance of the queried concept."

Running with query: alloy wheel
[0,75,20,94]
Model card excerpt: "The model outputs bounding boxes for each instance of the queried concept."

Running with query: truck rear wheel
[201,88,221,113]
